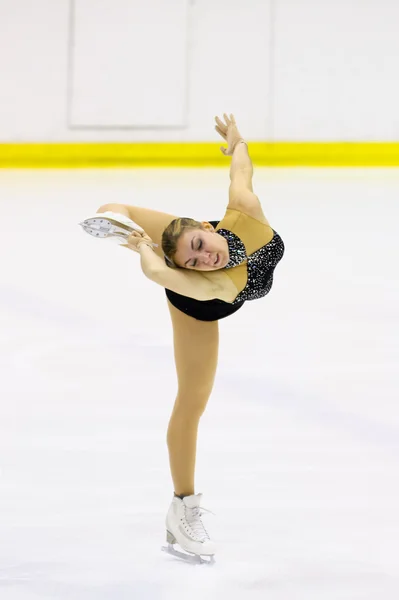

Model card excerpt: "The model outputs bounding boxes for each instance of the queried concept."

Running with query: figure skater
[80,114,285,564]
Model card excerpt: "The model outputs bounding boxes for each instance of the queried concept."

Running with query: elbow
[230,166,253,184]
[141,263,157,281]
[142,265,165,286]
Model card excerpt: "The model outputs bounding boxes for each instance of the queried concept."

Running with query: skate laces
[185,506,213,542]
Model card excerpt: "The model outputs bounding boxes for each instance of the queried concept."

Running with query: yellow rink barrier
[1,142,399,167]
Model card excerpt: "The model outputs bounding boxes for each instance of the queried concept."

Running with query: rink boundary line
[1,142,399,167]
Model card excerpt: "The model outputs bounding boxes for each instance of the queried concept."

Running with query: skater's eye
[190,239,202,268]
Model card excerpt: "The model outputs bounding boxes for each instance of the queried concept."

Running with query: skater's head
[162,218,229,271]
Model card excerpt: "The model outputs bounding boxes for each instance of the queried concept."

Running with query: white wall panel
[273,0,399,140]
[1,0,398,142]
[0,0,69,140]
[0,0,271,141]
[184,0,272,140]
[70,0,188,127]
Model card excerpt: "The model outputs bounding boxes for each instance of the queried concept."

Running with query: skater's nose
[196,251,214,266]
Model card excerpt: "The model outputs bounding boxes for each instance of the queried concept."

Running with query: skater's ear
[200,221,215,232]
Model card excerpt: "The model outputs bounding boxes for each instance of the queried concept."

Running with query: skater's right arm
[228,143,271,225]
[215,113,253,187]
[229,140,253,186]
[215,114,270,226]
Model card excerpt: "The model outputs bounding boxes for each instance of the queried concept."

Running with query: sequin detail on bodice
[216,228,285,304]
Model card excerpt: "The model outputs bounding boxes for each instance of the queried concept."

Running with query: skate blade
[79,217,158,246]
[161,543,215,566]
[79,217,134,238]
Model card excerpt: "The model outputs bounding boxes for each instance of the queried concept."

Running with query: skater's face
[174,223,229,271]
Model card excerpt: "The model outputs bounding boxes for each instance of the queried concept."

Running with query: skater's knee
[177,379,214,404]
[97,203,130,216]
[173,391,210,420]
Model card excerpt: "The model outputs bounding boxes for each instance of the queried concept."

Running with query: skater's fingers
[215,116,226,130]
[215,125,227,139]
[128,231,149,241]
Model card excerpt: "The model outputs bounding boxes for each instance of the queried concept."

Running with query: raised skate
[79,211,158,246]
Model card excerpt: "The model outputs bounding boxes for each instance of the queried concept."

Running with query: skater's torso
[165,206,285,320]
[214,208,285,305]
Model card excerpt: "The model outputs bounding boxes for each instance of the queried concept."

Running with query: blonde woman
[80,114,285,564]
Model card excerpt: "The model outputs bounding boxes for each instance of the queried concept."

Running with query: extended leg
[97,203,179,260]
[166,300,219,497]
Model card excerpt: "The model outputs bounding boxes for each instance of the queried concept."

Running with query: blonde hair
[162,217,203,268]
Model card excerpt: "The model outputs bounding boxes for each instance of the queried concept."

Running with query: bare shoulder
[236,201,270,226]
[228,189,271,226]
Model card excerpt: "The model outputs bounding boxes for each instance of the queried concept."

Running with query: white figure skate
[162,494,216,565]
[79,211,158,247]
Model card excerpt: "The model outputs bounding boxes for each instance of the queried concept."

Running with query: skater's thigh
[167,300,219,401]
[100,204,179,259]
[128,205,179,259]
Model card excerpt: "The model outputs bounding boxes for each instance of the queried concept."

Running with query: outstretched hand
[215,113,245,156]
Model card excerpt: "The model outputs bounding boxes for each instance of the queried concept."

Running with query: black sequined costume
[216,227,285,305]
[165,209,285,321]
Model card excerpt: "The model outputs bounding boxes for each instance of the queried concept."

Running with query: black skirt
[164,220,245,322]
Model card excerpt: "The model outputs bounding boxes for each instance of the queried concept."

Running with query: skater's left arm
[137,245,236,302]
[121,225,237,302]
[136,243,169,279]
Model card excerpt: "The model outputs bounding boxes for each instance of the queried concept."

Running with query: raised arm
[229,140,254,196]
[215,114,270,225]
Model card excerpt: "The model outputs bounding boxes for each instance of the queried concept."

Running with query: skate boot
[162,494,216,565]
[79,211,158,246]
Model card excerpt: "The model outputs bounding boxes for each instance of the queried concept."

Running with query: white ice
[0,168,398,600]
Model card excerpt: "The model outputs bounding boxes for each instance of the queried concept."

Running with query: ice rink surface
[0,168,398,599]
